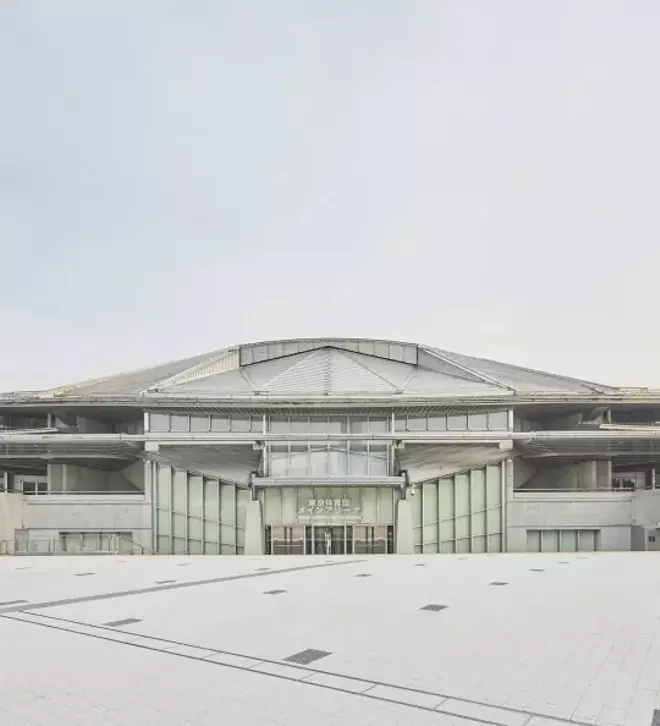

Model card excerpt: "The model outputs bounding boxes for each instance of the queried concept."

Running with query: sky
[1,1,659,392]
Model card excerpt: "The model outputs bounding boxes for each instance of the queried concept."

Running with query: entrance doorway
[265,525,394,555]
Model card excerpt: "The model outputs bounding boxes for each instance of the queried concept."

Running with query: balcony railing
[2,489,144,496]
[1,536,152,556]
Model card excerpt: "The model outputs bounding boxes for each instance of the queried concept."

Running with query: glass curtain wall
[154,463,250,554]
[412,463,505,554]
[266,415,390,477]
[395,410,510,432]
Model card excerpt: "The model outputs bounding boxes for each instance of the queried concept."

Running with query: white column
[395,499,414,554]
[244,500,264,555]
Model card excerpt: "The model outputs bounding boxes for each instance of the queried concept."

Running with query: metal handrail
[2,490,144,496]
[1,535,153,556]
[514,487,635,493]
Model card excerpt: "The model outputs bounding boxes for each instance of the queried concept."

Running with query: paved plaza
[1,554,660,726]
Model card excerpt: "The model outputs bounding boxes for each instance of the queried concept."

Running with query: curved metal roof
[28,337,616,401]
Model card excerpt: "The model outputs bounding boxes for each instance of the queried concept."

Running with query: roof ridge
[147,349,238,392]
[45,349,223,397]
[256,349,325,392]
[341,350,401,390]
[420,347,514,391]
[435,348,611,393]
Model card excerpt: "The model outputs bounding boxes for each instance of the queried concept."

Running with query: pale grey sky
[1,1,659,392]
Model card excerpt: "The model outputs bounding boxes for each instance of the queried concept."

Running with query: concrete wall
[632,489,660,527]
[1,462,152,553]
[48,462,143,492]
[506,490,633,552]
[518,460,611,490]
[0,494,27,553]
[22,492,151,550]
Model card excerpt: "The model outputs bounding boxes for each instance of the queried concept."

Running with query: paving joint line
[1,612,504,725]
[8,610,595,726]
[0,558,366,614]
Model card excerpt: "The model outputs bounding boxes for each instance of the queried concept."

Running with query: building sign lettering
[297,498,362,520]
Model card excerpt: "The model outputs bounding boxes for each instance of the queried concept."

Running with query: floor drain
[284,649,331,665]
[490,582,508,586]
[420,604,448,612]
[104,618,142,627]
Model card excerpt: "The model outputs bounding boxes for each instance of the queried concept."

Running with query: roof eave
[4,390,660,408]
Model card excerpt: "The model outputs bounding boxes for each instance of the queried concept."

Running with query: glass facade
[154,463,250,554]
[395,410,509,432]
[261,485,396,555]
[412,463,505,554]
[526,529,599,553]
[260,485,395,527]
[268,441,388,477]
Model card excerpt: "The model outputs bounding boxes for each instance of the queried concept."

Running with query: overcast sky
[1,1,659,392]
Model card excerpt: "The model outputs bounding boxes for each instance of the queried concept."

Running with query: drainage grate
[530,569,545,572]
[414,564,427,567]
[15,567,31,570]
[490,582,508,586]
[420,604,448,612]
[264,589,287,595]
[254,567,271,571]
[103,618,142,627]
[284,649,331,665]
[154,580,176,584]
[177,563,191,567]
[558,561,570,564]
[75,573,94,577]
[0,600,28,606]
[652,709,660,726]
[354,573,372,578]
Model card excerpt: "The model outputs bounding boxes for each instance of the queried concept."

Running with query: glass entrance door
[353,525,393,554]
[265,525,393,554]
[268,526,305,555]
[308,526,352,555]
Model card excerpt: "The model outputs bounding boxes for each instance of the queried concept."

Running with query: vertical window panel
[231,416,250,432]
[468,412,488,431]
[190,414,210,432]
[210,415,230,432]
[150,413,170,432]
[448,413,468,430]
[170,414,190,432]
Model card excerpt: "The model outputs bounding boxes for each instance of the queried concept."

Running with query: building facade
[2,337,660,556]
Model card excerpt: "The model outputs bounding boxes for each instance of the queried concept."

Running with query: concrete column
[395,499,414,554]
[244,500,264,555]
[596,460,612,490]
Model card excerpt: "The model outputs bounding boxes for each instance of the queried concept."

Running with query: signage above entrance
[297,498,362,522]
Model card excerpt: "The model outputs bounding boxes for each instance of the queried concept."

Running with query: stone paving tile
[439,698,530,725]
[366,684,446,709]
[0,616,486,726]
[302,671,372,693]
[2,553,660,725]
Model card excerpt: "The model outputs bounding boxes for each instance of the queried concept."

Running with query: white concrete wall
[506,491,633,552]
[0,494,27,553]
[632,489,660,527]
[24,496,149,528]
[519,461,611,490]
[48,463,143,492]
